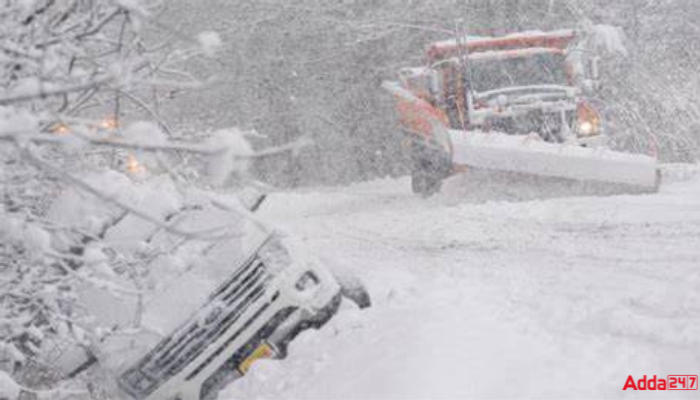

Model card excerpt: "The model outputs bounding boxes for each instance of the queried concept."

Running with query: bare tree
[0,1,267,396]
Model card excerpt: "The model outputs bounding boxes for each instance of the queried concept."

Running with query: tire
[410,139,449,197]
[411,169,442,197]
[411,171,427,195]
[424,173,442,196]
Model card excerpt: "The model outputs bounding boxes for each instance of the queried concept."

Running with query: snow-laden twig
[0,77,113,106]
[46,253,142,297]
[37,8,124,48]
[16,142,237,241]
[118,90,174,136]
[248,136,314,158]
[0,365,88,399]
[0,130,313,159]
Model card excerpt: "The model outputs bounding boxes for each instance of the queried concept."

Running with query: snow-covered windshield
[469,53,568,93]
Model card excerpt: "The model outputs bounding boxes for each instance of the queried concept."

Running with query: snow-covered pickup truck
[21,171,368,400]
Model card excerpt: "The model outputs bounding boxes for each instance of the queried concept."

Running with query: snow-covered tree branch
[0,0,282,396]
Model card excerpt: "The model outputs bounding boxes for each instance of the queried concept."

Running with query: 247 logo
[622,375,698,391]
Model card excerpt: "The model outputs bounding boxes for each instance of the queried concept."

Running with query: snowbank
[224,170,700,399]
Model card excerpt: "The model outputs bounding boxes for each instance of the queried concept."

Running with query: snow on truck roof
[427,29,575,61]
[467,47,564,62]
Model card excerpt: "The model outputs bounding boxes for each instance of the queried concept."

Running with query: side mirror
[428,69,440,97]
[584,57,602,93]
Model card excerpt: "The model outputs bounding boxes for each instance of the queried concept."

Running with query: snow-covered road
[226,170,700,399]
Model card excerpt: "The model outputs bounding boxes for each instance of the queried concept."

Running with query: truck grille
[489,109,575,140]
[118,255,275,399]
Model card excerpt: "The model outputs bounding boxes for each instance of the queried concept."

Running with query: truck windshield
[469,53,568,93]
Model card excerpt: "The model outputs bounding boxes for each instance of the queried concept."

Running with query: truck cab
[398,29,605,147]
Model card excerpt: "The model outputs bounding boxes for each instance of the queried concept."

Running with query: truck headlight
[577,102,601,136]
[257,236,292,273]
[578,121,594,135]
[295,271,320,292]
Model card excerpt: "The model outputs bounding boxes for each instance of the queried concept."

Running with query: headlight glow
[576,102,601,137]
[99,116,118,131]
[579,121,594,135]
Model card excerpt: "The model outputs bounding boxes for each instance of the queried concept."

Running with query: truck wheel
[424,173,442,196]
[411,170,442,197]
[410,139,449,197]
[411,171,427,195]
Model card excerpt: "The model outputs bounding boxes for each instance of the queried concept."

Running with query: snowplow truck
[383,29,660,196]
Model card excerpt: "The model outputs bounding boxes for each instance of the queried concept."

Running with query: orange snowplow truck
[384,29,659,196]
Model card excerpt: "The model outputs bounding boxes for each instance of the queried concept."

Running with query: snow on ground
[224,168,700,399]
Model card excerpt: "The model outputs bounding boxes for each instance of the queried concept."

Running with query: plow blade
[449,130,660,191]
